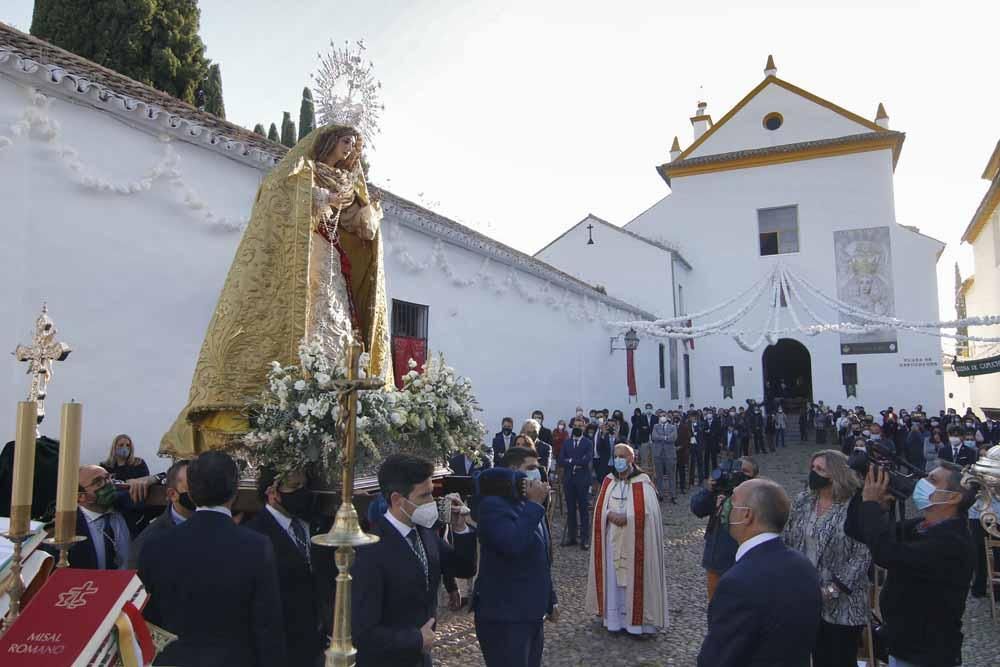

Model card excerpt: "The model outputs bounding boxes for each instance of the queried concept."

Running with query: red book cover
[0,568,146,666]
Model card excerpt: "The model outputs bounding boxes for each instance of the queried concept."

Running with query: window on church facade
[683,353,691,398]
[720,366,735,399]
[391,299,429,389]
[758,205,799,256]
[669,339,679,399]
[658,343,666,389]
[842,363,858,398]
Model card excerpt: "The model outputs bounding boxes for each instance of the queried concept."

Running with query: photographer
[690,457,759,599]
[847,463,976,667]
[473,447,556,667]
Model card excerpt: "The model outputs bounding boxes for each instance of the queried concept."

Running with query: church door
[761,338,812,409]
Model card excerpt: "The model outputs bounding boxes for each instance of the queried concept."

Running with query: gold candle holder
[0,532,30,636]
[312,343,382,667]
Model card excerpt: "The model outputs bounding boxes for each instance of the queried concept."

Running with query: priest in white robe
[585,443,668,634]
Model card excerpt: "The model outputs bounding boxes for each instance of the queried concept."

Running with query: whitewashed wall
[535,218,675,318]
[628,148,946,411]
[687,82,874,158]
[0,76,658,472]
[965,207,1000,412]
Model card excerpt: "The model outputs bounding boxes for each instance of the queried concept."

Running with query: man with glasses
[67,464,134,569]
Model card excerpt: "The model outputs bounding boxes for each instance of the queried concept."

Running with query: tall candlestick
[9,401,38,536]
[55,402,82,543]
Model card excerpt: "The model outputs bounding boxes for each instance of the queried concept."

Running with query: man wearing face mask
[697,478,821,667]
[846,464,977,667]
[127,459,194,569]
[557,417,594,549]
[649,411,678,502]
[352,454,475,667]
[492,417,516,463]
[585,444,668,635]
[247,467,333,667]
[474,447,555,667]
[66,464,137,569]
[939,426,978,466]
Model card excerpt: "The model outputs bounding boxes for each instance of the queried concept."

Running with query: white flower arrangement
[243,338,487,480]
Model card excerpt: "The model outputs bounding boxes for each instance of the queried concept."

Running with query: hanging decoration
[611,263,1000,350]
[311,39,384,148]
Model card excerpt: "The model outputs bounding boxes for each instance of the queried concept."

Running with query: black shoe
[670,497,677,504]
[561,536,577,547]
[581,541,590,551]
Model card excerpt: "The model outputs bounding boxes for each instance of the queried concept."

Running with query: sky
[4,0,999,329]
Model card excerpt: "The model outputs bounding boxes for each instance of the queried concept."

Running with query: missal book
[0,567,150,666]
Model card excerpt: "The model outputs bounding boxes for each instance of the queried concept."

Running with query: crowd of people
[24,399,1000,666]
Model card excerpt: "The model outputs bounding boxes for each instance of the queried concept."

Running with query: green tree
[280,111,296,148]
[202,63,225,118]
[253,123,266,136]
[31,0,215,107]
[267,123,279,142]
[299,87,315,140]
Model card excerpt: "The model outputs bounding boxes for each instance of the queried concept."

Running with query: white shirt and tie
[80,506,131,570]
[265,504,312,565]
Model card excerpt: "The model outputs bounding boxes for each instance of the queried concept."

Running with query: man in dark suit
[530,410,552,448]
[65,465,137,570]
[491,417,515,462]
[702,409,723,477]
[474,447,556,667]
[697,478,821,667]
[592,423,613,491]
[939,427,978,466]
[138,452,286,667]
[128,460,194,569]
[557,417,593,550]
[246,467,334,667]
[448,449,492,477]
[352,454,477,667]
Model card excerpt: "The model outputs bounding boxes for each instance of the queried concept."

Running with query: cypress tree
[299,87,316,140]
[267,123,279,143]
[280,111,296,148]
[202,63,225,118]
[253,123,266,136]
[31,0,213,107]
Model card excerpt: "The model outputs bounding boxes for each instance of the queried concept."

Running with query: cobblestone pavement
[431,440,1000,666]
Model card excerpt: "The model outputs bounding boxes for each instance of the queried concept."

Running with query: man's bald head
[732,478,790,534]
[613,443,635,462]
[78,464,107,490]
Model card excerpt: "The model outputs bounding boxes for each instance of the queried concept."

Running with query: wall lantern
[610,328,640,354]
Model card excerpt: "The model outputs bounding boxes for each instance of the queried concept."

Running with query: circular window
[763,112,783,131]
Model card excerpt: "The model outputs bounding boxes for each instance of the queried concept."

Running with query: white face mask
[949,436,961,446]
[659,416,668,424]
[403,497,439,528]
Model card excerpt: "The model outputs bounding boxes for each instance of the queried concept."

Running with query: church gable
[683,78,885,161]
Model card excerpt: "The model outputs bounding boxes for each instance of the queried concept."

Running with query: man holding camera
[690,457,759,599]
[847,464,976,667]
[474,447,556,667]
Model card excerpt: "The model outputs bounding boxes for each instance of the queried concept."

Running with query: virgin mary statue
[161,125,392,458]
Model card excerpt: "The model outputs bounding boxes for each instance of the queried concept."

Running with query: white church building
[539,56,946,413]
[0,22,946,469]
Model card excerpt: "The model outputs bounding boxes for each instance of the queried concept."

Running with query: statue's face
[328,134,357,165]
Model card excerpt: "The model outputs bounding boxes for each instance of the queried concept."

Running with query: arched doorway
[762,338,812,408]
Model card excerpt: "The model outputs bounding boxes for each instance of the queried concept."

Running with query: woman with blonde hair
[101,434,149,481]
[784,449,871,667]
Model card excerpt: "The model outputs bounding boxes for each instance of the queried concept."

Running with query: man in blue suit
[491,417,515,462]
[474,447,556,667]
[557,416,593,550]
[697,478,821,667]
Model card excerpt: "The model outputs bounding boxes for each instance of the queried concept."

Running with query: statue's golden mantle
[161,127,390,458]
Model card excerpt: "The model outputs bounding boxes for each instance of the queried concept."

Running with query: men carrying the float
[585,444,668,635]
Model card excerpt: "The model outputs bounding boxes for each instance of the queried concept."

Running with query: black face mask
[177,491,197,512]
[571,427,583,438]
[502,427,512,435]
[808,470,832,491]
[280,488,314,518]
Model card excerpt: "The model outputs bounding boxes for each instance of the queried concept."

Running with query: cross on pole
[313,342,383,667]
[13,304,71,424]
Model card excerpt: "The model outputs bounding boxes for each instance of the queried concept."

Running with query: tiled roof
[0,21,287,167]
[535,213,692,270]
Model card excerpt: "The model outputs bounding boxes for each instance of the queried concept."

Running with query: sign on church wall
[834,226,898,355]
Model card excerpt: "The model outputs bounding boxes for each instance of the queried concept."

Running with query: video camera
[710,459,748,495]
[847,439,926,500]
